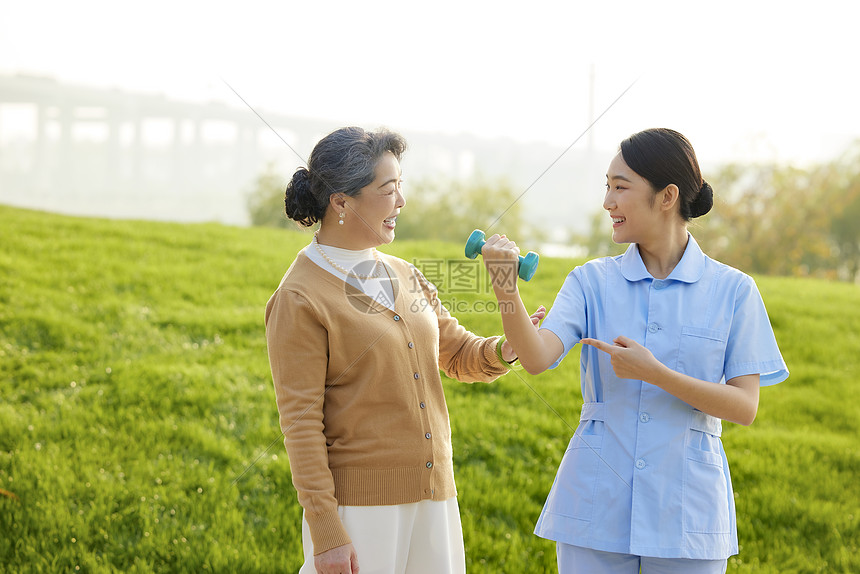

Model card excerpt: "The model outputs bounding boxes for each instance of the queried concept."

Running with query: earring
[338,212,345,225]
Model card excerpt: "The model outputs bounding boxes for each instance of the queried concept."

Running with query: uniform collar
[621,233,706,284]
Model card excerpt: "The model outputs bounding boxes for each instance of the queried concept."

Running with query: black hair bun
[691,180,714,218]
[284,167,323,227]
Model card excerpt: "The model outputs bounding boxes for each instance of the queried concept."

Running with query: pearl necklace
[313,232,382,280]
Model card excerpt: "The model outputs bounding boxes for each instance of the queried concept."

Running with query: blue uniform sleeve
[724,275,789,386]
[540,268,588,370]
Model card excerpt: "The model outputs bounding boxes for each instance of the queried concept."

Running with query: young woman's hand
[314,542,359,574]
[582,335,762,425]
[580,336,663,381]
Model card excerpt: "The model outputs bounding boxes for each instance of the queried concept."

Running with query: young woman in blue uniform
[481,128,788,573]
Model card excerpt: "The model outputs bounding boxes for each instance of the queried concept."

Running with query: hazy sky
[1,0,858,167]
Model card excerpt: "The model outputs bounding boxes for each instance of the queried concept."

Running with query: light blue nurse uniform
[535,235,788,560]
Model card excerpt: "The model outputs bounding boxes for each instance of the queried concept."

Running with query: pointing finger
[580,338,614,354]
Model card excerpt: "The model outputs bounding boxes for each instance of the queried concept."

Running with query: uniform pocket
[546,419,605,522]
[684,429,731,534]
[677,326,728,383]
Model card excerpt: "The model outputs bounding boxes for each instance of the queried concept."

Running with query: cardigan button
[426,462,433,469]
[408,342,414,349]
[425,432,432,439]
[414,373,420,380]
[393,315,401,321]
[419,402,426,409]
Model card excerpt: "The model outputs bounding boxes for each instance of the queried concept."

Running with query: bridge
[0,73,346,224]
[0,73,598,231]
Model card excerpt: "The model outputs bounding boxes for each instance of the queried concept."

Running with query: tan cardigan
[265,250,510,555]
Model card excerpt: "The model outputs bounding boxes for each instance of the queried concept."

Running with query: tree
[821,142,860,282]
[245,163,290,229]
[694,163,834,276]
[695,140,860,281]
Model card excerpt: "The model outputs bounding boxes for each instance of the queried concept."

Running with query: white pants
[299,498,466,574]
[557,543,728,574]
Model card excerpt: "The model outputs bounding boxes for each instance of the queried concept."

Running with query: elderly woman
[265,126,541,574]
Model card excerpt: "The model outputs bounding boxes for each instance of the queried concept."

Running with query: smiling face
[343,151,406,249]
[603,151,663,245]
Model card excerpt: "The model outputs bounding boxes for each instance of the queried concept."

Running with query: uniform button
[425,432,432,439]
[648,323,659,333]
[393,315,401,321]
[419,402,426,409]
[414,373,420,380]
[635,459,646,470]
[426,462,433,469]
[639,412,650,423]
[408,342,414,349]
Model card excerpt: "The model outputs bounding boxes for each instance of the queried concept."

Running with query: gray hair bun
[284,167,325,227]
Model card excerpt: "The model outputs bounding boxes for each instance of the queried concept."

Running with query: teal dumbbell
[464,229,539,281]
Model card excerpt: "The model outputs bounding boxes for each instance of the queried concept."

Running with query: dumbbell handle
[464,229,539,281]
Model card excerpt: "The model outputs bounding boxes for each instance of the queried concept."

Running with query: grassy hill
[1,205,858,573]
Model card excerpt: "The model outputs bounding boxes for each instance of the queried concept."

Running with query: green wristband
[495,336,523,370]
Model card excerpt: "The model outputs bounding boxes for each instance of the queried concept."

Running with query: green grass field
[1,205,858,573]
